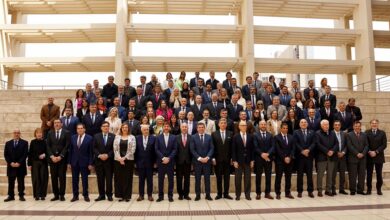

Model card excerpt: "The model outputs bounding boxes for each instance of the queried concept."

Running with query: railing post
[378,78,381,91]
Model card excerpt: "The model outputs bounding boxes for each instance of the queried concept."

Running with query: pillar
[115,0,129,85]
[335,16,353,90]
[353,0,376,91]
[0,0,8,83]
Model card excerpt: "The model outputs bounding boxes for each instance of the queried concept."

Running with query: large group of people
[4,71,387,203]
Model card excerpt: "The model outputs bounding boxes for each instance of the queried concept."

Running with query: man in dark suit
[46,119,70,201]
[176,123,193,200]
[206,93,223,120]
[102,75,118,107]
[346,98,362,122]
[149,84,166,110]
[193,78,205,96]
[319,85,337,108]
[332,120,348,195]
[116,85,129,108]
[124,110,141,136]
[216,109,235,132]
[206,70,219,90]
[124,77,136,99]
[135,125,156,202]
[155,122,177,202]
[334,101,353,132]
[262,85,275,110]
[232,121,254,200]
[190,95,206,121]
[294,119,315,198]
[241,76,253,99]
[4,129,28,202]
[61,107,79,135]
[222,71,232,90]
[190,71,203,89]
[84,83,96,104]
[274,123,295,200]
[212,119,233,200]
[83,104,104,136]
[127,99,142,121]
[190,122,214,201]
[139,75,153,96]
[253,120,274,200]
[247,87,260,109]
[175,98,190,117]
[303,80,319,100]
[68,123,94,202]
[201,83,213,104]
[315,119,338,197]
[186,112,198,135]
[288,99,304,121]
[93,121,115,201]
[347,121,369,195]
[279,86,292,107]
[135,87,148,110]
[319,100,338,130]
[163,80,175,100]
[227,78,241,98]
[228,94,244,122]
[306,109,320,131]
[366,119,387,195]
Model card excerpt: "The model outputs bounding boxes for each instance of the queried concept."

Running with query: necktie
[242,134,246,146]
[252,95,255,108]
[283,135,288,145]
[262,132,266,139]
[155,94,158,102]
[144,136,148,149]
[234,105,237,111]
[248,111,252,119]
[342,112,345,119]
[326,109,330,116]
[336,132,341,151]
[221,132,225,144]
[142,85,145,96]
[66,117,70,127]
[326,95,329,100]
[165,135,169,147]
[182,107,185,112]
[182,135,186,147]
[92,114,95,124]
[103,134,107,146]
[56,130,60,140]
[205,119,208,127]
[14,140,18,148]
[214,102,217,109]
[130,120,133,127]
[269,94,272,101]
[373,130,377,135]
[77,135,82,148]
[303,130,307,143]
[119,94,122,103]
[138,96,141,102]
[200,134,204,144]
[311,118,314,124]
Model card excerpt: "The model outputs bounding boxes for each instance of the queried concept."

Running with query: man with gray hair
[267,96,287,121]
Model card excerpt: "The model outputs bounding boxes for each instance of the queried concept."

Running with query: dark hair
[281,122,288,129]
[76,123,86,129]
[101,121,110,127]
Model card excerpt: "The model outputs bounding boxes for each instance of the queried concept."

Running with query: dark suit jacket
[93,132,115,166]
[46,129,70,161]
[124,85,136,99]
[319,107,338,130]
[102,83,118,100]
[190,133,214,164]
[174,106,190,117]
[68,134,93,167]
[262,93,275,110]
[279,94,292,107]
[346,131,369,163]
[83,112,105,136]
[190,77,204,89]
[206,102,223,120]
[135,135,156,168]
[274,133,295,163]
[124,119,141,136]
[190,104,206,121]
[288,106,304,121]
[215,118,235,132]
[303,87,319,100]
[253,131,274,162]
[227,104,243,122]
[222,79,231,90]
[149,93,166,109]
[211,130,232,163]
[346,105,362,122]
[155,134,177,165]
[241,84,251,99]
[135,95,148,110]
[201,92,213,104]
[334,111,353,132]
[228,86,241,97]
[334,131,348,155]
[116,93,129,108]
[315,130,338,162]
[139,84,153,96]
[293,129,315,157]
[320,94,337,109]
[231,133,254,165]
[206,78,219,90]
[4,139,28,177]
[186,121,198,135]
[306,117,321,131]
[175,134,192,165]
[61,116,79,135]
[366,129,387,164]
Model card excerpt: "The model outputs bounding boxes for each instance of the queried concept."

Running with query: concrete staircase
[0,89,390,195]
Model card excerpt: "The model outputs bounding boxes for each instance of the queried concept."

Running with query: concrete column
[115,0,129,85]
[335,16,353,90]
[236,0,255,84]
[353,0,376,91]
[0,0,8,83]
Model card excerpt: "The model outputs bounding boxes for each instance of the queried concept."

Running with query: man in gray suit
[252,72,262,91]
[346,121,369,195]
[331,120,348,195]
[267,96,287,121]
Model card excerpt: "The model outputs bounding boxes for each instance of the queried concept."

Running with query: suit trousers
[348,160,366,193]
[215,160,231,196]
[95,161,113,198]
[331,157,347,192]
[194,162,211,196]
[235,163,251,198]
[71,165,90,197]
[49,160,67,197]
[138,167,153,197]
[317,160,335,193]
[31,160,48,198]
[8,175,25,197]
[176,162,191,197]
[297,156,314,193]
[255,159,272,195]
[158,163,174,199]
[275,161,293,195]
[366,162,383,192]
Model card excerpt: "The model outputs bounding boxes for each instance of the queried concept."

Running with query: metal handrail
[352,75,390,92]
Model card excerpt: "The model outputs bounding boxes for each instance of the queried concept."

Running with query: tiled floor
[1,192,390,219]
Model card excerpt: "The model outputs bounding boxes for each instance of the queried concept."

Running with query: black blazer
[116,94,130,108]
[206,102,223,120]
[215,118,235,133]
[334,111,353,132]
[320,94,337,109]
[253,131,274,162]
[319,107,338,130]
[190,77,204,89]
[206,78,219,90]
[46,129,70,162]
[134,95,148,110]
[83,112,105,136]
[366,129,387,164]
[274,133,295,163]
[135,135,156,168]
[346,131,369,163]
[175,134,192,165]
[227,103,243,122]
[211,130,233,163]
[138,84,153,96]
[315,130,338,162]
[190,104,206,121]
[27,139,47,166]
[293,129,315,158]
[4,139,28,177]
[231,133,254,165]
[93,132,115,166]
[124,119,141,136]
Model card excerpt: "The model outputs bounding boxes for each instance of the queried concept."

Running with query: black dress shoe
[276,195,281,200]
[35,197,40,201]
[4,197,15,202]
[297,193,302,198]
[95,196,105,202]
[71,197,79,202]
[332,191,337,196]
[60,196,65,201]
[265,194,274,200]
[350,192,356,195]
[377,191,383,195]
[224,195,233,200]
[125,199,130,202]
[41,197,45,201]
[245,196,251,201]
[156,198,163,202]
[118,199,124,202]
[308,192,314,198]
[108,196,113,201]
[51,197,59,201]
[357,191,366,195]
[205,195,213,201]
[84,197,90,202]
[195,196,200,201]
[184,196,192,200]
[215,195,222,200]
[285,194,294,199]
[325,191,333,197]
[339,190,348,195]
[169,198,174,202]
[235,197,240,201]
[256,194,261,200]
[178,195,183,200]
[317,192,323,197]
[366,191,372,195]
[19,196,26,201]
